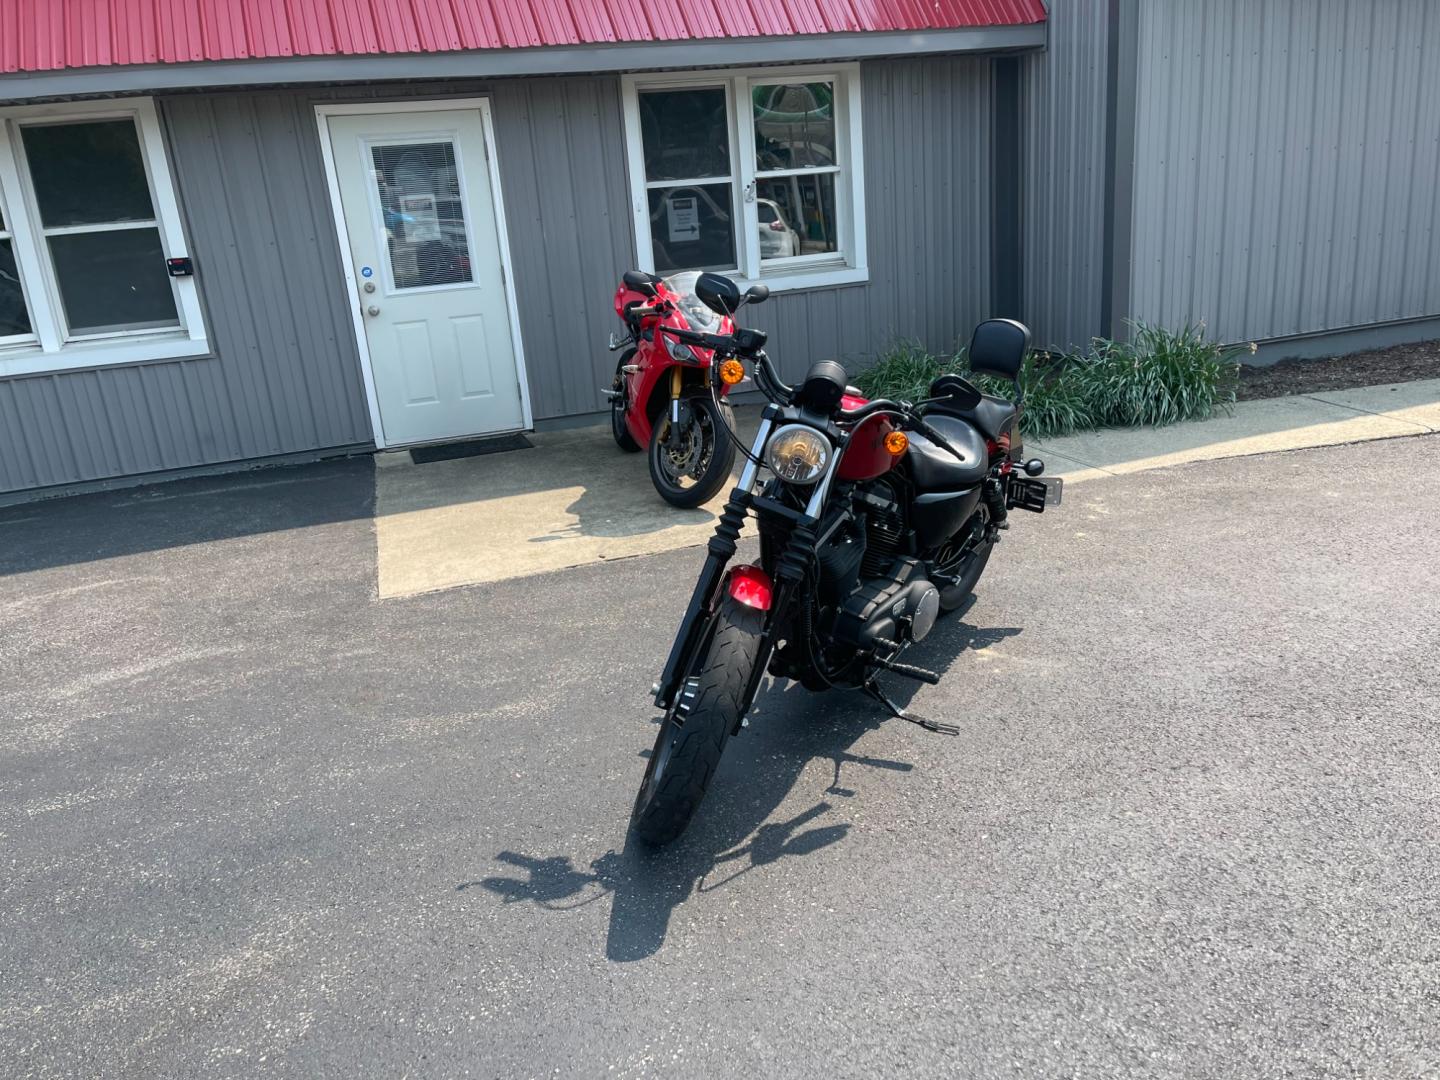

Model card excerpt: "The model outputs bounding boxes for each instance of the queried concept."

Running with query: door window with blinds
[369,140,475,291]
[623,65,866,292]
[0,99,207,377]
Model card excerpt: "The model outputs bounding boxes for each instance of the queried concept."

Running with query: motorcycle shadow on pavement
[459,611,1021,963]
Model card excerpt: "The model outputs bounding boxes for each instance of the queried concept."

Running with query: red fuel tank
[837,410,900,482]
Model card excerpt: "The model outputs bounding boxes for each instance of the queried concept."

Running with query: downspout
[1100,0,1139,341]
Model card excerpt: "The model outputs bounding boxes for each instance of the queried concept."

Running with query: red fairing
[837,411,899,481]
[726,565,774,610]
[612,276,735,448]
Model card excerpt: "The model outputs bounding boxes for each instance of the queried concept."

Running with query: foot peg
[869,652,940,685]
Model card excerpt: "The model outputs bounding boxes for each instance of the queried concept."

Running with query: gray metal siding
[755,55,993,384]
[1129,0,1440,343]
[1020,0,1110,351]
[0,93,374,495]
[315,61,994,403]
[0,59,996,494]
[300,75,644,421]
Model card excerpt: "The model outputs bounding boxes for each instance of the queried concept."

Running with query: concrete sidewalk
[373,379,1440,597]
[1032,378,1440,482]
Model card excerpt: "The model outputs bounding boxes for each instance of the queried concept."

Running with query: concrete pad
[1022,446,1114,485]
[1036,393,1428,476]
[374,379,1438,597]
[374,412,759,598]
[1309,377,1440,432]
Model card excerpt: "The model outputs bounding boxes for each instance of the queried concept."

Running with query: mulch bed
[1236,339,1440,401]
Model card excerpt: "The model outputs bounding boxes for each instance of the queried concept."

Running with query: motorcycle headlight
[765,424,831,485]
[667,339,696,362]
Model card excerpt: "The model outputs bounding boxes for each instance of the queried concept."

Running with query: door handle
[366,304,380,317]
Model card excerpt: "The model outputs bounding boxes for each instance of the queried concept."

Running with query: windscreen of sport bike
[661,271,725,332]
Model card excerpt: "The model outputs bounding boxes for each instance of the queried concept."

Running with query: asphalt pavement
[2,434,1438,1078]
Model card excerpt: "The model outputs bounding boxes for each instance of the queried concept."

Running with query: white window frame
[621,63,867,294]
[0,98,208,378]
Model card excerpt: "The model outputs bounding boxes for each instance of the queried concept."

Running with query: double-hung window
[0,98,207,378]
[622,64,866,292]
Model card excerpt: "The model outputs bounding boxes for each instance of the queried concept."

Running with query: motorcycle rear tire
[631,594,763,847]
[610,351,641,452]
[648,397,736,508]
[939,539,993,613]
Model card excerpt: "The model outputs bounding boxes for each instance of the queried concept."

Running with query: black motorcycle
[631,273,1061,846]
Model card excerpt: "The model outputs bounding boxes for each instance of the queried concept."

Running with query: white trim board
[621,62,867,293]
[0,96,210,378]
[313,96,533,450]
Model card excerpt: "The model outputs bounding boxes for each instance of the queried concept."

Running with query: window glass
[640,88,731,181]
[23,120,155,228]
[49,229,177,334]
[757,174,838,260]
[647,184,737,273]
[0,239,31,336]
[753,83,836,171]
[371,141,473,289]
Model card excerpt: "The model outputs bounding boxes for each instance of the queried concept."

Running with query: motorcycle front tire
[648,397,736,508]
[631,594,763,847]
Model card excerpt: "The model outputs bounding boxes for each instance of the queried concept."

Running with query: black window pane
[49,228,178,334]
[0,239,32,337]
[647,183,736,273]
[639,89,731,181]
[23,120,156,227]
[757,174,839,261]
[753,83,837,171]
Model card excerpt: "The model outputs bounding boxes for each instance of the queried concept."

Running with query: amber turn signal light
[883,430,909,455]
[718,359,746,385]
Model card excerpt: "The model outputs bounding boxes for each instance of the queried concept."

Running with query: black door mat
[409,433,533,464]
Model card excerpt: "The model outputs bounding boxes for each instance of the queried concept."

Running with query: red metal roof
[0,0,1046,75]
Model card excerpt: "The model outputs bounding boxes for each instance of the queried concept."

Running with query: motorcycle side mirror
[744,284,770,305]
[968,318,1031,382]
[623,269,658,298]
[696,272,743,315]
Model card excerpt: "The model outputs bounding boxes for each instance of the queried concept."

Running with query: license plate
[1044,477,1063,506]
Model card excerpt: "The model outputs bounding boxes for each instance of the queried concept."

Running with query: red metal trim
[0,0,1046,76]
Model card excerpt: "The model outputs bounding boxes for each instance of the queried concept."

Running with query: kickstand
[860,679,960,736]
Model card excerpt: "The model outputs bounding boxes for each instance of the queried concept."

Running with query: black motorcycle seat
[927,392,1017,441]
[906,413,990,490]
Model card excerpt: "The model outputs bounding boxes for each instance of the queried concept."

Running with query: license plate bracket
[1007,476,1062,512]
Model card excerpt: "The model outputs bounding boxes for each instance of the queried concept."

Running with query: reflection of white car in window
[757,198,800,259]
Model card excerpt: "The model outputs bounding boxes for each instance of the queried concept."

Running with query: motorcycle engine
[829,481,941,648]
[833,557,940,648]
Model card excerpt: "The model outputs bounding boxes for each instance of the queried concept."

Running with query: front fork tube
[653,416,775,709]
[669,366,684,424]
[730,517,817,732]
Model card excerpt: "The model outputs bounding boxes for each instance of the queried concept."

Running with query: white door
[324,105,525,446]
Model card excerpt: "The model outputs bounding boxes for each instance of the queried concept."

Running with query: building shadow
[0,456,375,578]
[457,612,1020,962]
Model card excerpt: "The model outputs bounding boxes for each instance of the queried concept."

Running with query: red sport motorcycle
[604,270,764,507]
[630,273,1061,845]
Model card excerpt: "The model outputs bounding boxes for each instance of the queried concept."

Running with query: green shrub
[849,339,948,403]
[849,322,1244,442]
[1086,322,1243,429]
